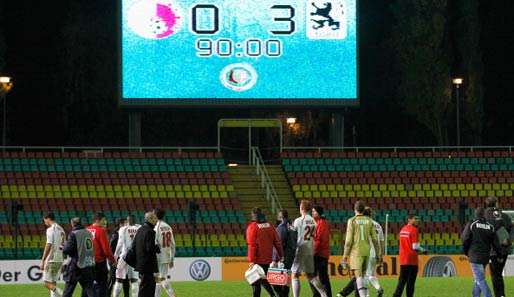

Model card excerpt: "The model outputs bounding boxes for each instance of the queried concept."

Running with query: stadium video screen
[120,0,358,107]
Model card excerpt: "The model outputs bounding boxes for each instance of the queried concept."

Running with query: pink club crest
[128,0,182,40]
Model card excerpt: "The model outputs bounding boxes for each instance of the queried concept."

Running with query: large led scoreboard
[119,0,358,107]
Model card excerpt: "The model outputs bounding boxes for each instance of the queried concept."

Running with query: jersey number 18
[162,231,172,248]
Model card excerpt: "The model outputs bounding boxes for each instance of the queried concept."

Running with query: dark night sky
[1,0,513,147]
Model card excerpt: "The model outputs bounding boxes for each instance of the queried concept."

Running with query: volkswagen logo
[189,259,211,281]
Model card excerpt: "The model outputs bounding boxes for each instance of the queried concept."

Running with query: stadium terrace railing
[282,146,514,153]
[0,146,219,153]
[250,146,282,215]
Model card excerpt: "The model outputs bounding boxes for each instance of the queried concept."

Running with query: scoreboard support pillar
[329,111,345,147]
[128,112,142,148]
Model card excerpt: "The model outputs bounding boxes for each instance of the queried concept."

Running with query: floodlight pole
[456,86,460,147]
[452,78,463,147]
[0,77,13,150]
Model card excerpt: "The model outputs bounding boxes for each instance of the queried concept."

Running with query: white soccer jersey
[46,223,65,263]
[115,224,141,258]
[369,220,384,258]
[293,214,317,255]
[155,220,176,264]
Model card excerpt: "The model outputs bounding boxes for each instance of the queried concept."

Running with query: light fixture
[286,117,297,125]
[1,76,14,149]
[0,76,13,93]
[452,78,463,86]
[228,163,238,167]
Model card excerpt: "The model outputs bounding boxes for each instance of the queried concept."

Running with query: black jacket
[462,218,499,264]
[485,207,514,256]
[273,219,296,268]
[133,222,160,274]
[110,228,120,255]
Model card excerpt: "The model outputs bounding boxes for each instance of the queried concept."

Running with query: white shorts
[366,257,377,277]
[116,258,138,280]
[291,252,314,274]
[43,262,62,283]
[157,263,170,279]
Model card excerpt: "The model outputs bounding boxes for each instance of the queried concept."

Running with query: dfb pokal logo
[220,63,258,92]
[307,0,347,40]
[189,260,211,281]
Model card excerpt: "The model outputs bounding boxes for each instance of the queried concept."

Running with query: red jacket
[314,217,330,259]
[246,221,283,264]
[399,224,419,266]
[87,224,115,264]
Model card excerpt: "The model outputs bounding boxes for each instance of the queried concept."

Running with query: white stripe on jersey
[155,220,176,264]
[46,223,65,263]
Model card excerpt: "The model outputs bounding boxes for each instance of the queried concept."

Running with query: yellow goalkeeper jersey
[343,214,380,258]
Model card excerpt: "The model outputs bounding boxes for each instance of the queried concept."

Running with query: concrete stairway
[228,165,298,220]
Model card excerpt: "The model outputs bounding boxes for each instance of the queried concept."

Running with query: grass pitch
[1,277,513,297]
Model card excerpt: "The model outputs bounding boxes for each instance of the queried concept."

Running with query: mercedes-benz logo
[189,259,211,281]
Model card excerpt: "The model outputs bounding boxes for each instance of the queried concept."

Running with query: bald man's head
[145,212,158,225]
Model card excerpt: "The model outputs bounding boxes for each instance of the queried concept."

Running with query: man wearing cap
[62,217,96,297]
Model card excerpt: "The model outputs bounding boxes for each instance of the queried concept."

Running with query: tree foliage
[389,0,453,145]
[454,0,483,145]
[58,1,126,145]
[0,3,6,73]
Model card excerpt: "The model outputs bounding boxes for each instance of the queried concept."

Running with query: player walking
[41,212,65,297]
[392,213,427,297]
[291,200,328,297]
[154,209,177,297]
[363,207,384,297]
[341,201,381,297]
[112,215,141,297]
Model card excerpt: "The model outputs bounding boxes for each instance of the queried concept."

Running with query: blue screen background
[121,0,357,101]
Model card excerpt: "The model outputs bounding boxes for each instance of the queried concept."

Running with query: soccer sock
[356,277,368,297]
[131,281,139,297]
[292,278,301,297]
[309,277,328,297]
[112,282,123,297]
[368,276,381,290]
[154,282,162,297]
[52,287,63,297]
[162,280,175,297]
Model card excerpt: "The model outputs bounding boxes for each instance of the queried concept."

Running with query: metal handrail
[250,147,282,215]
[283,146,514,152]
[0,146,219,153]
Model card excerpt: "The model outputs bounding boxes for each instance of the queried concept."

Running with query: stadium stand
[282,150,514,255]
[0,151,248,259]
[2,149,514,260]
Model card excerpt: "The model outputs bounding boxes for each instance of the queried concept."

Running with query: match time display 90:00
[195,38,283,58]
